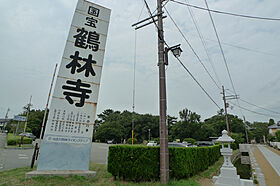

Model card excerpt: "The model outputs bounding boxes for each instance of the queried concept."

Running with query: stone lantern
[213,130,253,186]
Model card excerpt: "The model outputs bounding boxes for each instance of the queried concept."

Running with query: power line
[184,0,222,87]
[174,56,221,110]
[143,0,170,48]
[203,0,244,118]
[164,7,221,90]
[226,89,280,115]
[143,0,221,110]
[204,0,237,94]
[240,98,280,115]
[170,0,280,21]
[229,101,278,118]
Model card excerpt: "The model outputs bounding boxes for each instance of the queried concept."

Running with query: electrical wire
[226,89,280,115]
[170,0,280,21]
[203,0,244,118]
[229,101,278,117]
[143,0,221,110]
[174,56,221,109]
[184,0,221,87]
[143,0,170,48]
[164,7,221,90]
[204,0,236,94]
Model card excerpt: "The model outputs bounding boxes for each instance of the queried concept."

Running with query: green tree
[170,108,201,141]
[275,130,280,142]
[26,109,47,137]
[268,118,275,126]
[204,114,245,137]
[251,122,269,143]
[94,109,160,143]
[231,133,245,147]
[95,121,125,143]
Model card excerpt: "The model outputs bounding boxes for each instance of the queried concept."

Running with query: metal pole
[243,116,249,144]
[39,64,58,148]
[222,86,230,135]
[148,129,151,141]
[157,0,169,183]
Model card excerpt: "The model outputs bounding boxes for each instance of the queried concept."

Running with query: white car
[147,141,157,146]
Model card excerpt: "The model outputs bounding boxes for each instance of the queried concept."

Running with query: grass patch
[6,133,32,146]
[7,144,34,148]
[0,162,199,186]
[7,133,22,141]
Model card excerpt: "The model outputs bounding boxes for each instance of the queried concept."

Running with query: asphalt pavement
[0,133,33,171]
[0,133,112,172]
[91,142,112,164]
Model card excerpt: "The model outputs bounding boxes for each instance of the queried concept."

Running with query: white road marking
[18,154,29,159]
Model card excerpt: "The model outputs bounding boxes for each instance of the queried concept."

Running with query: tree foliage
[275,130,280,142]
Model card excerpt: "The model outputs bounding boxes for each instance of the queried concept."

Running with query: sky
[0,0,279,123]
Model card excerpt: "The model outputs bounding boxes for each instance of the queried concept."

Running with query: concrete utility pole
[222,86,230,136]
[157,0,169,184]
[3,108,10,130]
[243,116,249,144]
[23,96,32,133]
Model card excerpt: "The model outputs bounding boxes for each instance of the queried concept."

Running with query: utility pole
[3,108,10,131]
[221,86,239,136]
[222,86,230,135]
[132,1,180,183]
[23,96,32,133]
[148,128,151,141]
[243,116,249,144]
[157,0,169,184]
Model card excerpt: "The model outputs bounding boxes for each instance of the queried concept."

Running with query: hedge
[7,137,32,146]
[108,145,221,181]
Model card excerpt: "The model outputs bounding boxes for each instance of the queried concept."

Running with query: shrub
[127,138,138,144]
[108,145,220,181]
[275,130,280,142]
[7,139,17,145]
[108,145,159,181]
[183,138,197,145]
[6,134,32,146]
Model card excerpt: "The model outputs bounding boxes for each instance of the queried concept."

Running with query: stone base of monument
[25,170,96,178]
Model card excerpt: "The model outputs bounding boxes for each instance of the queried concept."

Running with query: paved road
[258,145,280,176]
[91,142,113,164]
[0,134,112,171]
[253,145,280,186]
[0,133,33,172]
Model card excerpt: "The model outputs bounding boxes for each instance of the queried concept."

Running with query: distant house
[268,121,280,136]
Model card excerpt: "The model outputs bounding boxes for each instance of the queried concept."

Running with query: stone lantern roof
[216,130,235,143]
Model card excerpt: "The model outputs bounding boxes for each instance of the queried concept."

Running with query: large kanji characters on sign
[37,0,111,171]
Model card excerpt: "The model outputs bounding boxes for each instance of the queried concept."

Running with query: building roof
[268,121,280,129]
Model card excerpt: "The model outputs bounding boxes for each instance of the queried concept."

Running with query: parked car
[107,139,116,144]
[182,141,197,147]
[168,142,188,147]
[147,141,157,146]
[197,141,214,147]
[19,132,36,140]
